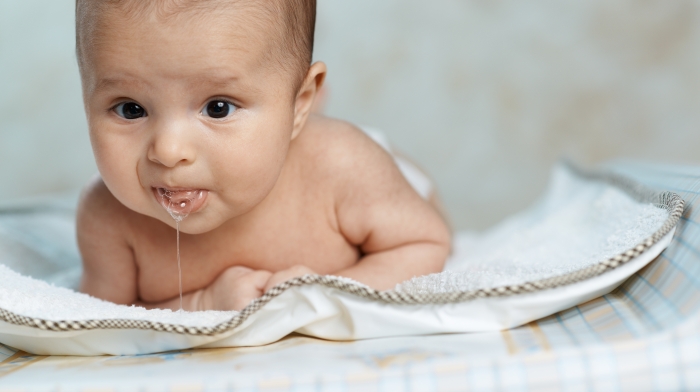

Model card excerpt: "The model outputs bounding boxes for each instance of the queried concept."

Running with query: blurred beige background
[1,0,699,230]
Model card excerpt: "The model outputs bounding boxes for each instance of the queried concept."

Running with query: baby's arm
[331,129,451,289]
[265,122,451,291]
[125,266,271,311]
[77,178,141,305]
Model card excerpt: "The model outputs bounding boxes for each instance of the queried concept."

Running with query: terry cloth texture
[0,161,697,389]
[0,163,681,355]
[0,165,667,322]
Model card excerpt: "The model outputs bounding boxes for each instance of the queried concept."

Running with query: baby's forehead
[77,0,313,91]
[91,0,278,37]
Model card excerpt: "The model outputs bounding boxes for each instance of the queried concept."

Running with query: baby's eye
[202,100,236,119]
[114,102,147,119]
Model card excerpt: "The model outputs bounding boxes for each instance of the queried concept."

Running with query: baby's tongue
[156,188,204,219]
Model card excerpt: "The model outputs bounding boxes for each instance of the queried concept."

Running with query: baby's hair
[75,0,316,92]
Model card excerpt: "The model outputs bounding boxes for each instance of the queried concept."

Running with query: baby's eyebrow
[94,75,242,93]
[189,75,241,89]
[187,74,261,97]
[93,77,149,93]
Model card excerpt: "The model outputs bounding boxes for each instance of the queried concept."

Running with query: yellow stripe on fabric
[527,322,551,351]
[578,298,617,327]
[663,273,688,298]
[532,315,580,348]
[0,351,47,380]
[602,294,645,337]
[576,298,637,341]
[592,319,633,341]
[0,350,25,366]
[645,258,670,286]
[580,300,614,321]
[680,291,700,315]
[501,329,520,355]
[506,323,555,353]
[616,280,659,329]
[605,290,644,320]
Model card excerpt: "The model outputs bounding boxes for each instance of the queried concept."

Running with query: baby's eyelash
[108,100,137,113]
[201,98,238,119]
[111,101,148,120]
[208,98,238,107]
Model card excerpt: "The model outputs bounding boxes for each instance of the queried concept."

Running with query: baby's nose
[147,122,196,167]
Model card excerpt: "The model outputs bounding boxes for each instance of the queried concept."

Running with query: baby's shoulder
[78,177,123,215]
[295,115,395,181]
[76,177,139,236]
[291,115,414,222]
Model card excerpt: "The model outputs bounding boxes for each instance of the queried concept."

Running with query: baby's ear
[292,62,327,140]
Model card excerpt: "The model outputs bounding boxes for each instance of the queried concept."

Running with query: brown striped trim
[0,164,685,336]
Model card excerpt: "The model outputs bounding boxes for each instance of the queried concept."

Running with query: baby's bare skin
[76,1,450,311]
[79,117,449,310]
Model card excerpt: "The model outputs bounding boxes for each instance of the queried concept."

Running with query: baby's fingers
[230,270,272,310]
[264,265,316,292]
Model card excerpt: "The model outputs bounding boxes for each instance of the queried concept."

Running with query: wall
[0,1,94,201]
[1,0,699,229]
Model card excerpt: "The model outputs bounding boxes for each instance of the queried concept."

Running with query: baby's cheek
[93,135,149,212]
[102,167,143,212]
[209,147,281,203]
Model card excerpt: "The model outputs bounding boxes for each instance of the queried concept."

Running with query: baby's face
[82,7,299,233]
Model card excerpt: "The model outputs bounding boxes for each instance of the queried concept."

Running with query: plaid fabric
[507,163,698,343]
[1,161,699,391]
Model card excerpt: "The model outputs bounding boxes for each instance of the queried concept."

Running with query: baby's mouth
[153,187,208,220]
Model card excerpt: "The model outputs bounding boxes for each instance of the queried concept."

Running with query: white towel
[0,164,675,355]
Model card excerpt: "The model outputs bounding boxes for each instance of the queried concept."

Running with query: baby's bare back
[78,116,450,309]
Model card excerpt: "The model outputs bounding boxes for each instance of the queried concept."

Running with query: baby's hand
[263,265,317,292]
[199,266,272,311]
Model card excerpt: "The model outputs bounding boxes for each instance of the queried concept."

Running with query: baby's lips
[155,188,208,216]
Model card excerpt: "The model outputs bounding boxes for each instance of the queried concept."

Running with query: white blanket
[0,165,677,355]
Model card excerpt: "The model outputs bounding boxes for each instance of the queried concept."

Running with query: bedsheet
[0,161,699,390]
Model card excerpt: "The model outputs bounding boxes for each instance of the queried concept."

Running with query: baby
[75,0,451,311]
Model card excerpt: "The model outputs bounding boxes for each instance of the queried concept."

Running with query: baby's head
[76,0,326,233]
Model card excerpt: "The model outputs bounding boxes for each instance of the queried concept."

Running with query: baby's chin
[156,212,226,234]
